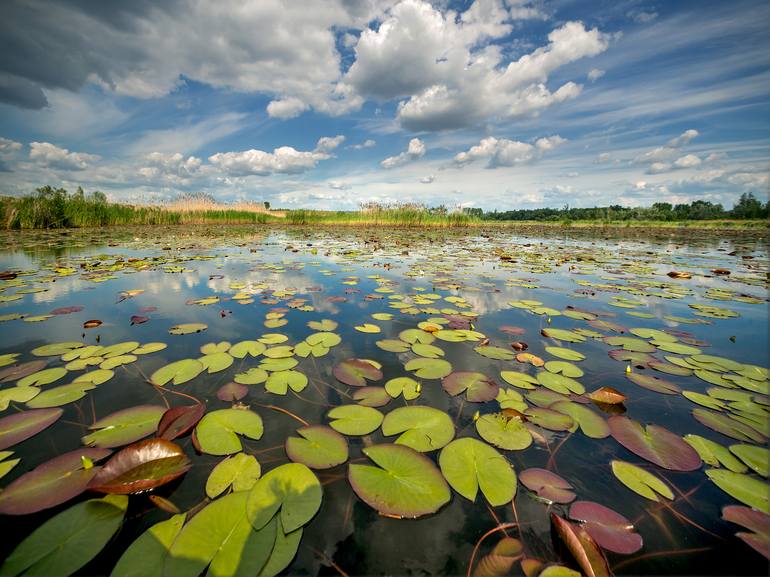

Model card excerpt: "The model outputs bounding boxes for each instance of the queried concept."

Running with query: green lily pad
[199,352,234,373]
[549,401,609,438]
[168,323,208,335]
[500,370,538,389]
[476,413,532,450]
[17,367,67,387]
[0,386,41,410]
[537,372,585,395]
[474,346,515,361]
[412,343,445,358]
[376,339,411,353]
[195,408,264,455]
[611,460,673,501]
[706,469,769,513]
[399,329,435,344]
[692,408,766,443]
[441,371,499,402]
[111,513,186,577]
[230,340,267,358]
[545,347,585,361]
[541,328,586,343]
[26,381,95,408]
[348,444,451,518]
[328,405,383,435]
[352,386,391,408]
[603,336,656,353]
[265,370,308,395]
[683,435,747,472]
[73,369,114,385]
[150,359,204,386]
[30,342,84,357]
[524,407,574,431]
[385,377,421,400]
[544,361,584,378]
[206,452,262,498]
[83,405,166,448]
[729,444,769,477]
[308,319,338,331]
[235,367,269,385]
[405,358,452,379]
[133,342,167,355]
[438,437,516,506]
[246,462,322,532]
[285,425,348,469]
[381,406,454,452]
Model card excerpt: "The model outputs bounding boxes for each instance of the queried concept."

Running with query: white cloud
[453,135,565,168]
[29,142,99,170]
[266,97,310,119]
[138,152,202,184]
[636,129,700,165]
[587,68,605,82]
[315,135,346,152]
[667,129,699,147]
[673,153,701,168]
[595,152,611,163]
[0,137,23,154]
[381,138,426,168]
[348,139,377,150]
[420,175,435,183]
[208,145,333,176]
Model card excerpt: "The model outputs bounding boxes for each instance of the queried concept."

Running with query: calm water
[0,225,768,576]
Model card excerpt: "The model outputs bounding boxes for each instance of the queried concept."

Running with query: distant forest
[465,192,769,221]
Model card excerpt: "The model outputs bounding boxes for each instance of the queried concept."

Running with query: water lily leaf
[246,462,322,532]
[306,332,341,348]
[0,407,61,450]
[376,339,410,353]
[568,500,642,554]
[648,360,693,376]
[603,336,655,353]
[550,513,611,577]
[230,340,267,358]
[83,405,166,448]
[328,405,383,435]
[206,452,262,498]
[538,565,581,577]
[133,342,167,355]
[627,372,680,395]
[0,360,48,383]
[629,328,675,341]
[472,537,523,577]
[195,408,264,455]
[475,346,515,361]
[722,505,770,560]
[524,407,574,431]
[500,370,538,389]
[30,342,84,357]
[549,401,609,438]
[100,354,137,370]
[476,413,532,451]
[545,347,585,361]
[442,371,499,402]
[157,404,205,440]
[545,361,583,378]
[234,367,269,385]
[729,444,769,477]
[516,352,545,367]
[706,469,769,513]
[111,513,186,577]
[355,323,381,333]
[165,491,276,577]
[0,447,110,515]
[405,358,452,379]
[0,494,127,577]
[519,468,576,504]
[17,367,67,387]
[258,516,302,577]
[150,359,204,386]
[99,341,140,358]
[352,386,391,407]
[399,329,435,344]
[609,416,701,471]
[385,376,421,400]
[692,408,766,443]
[263,345,294,359]
[611,460,673,501]
[683,435,747,472]
[652,341,702,355]
[496,388,527,411]
[412,343,445,358]
[0,385,40,410]
[286,425,348,469]
[265,370,308,395]
[217,382,249,402]
[168,323,208,335]
[26,381,95,408]
[199,352,234,373]
[308,319,338,331]
[88,438,190,494]
[537,372,585,395]
[541,328,586,343]
[333,358,383,386]
[381,406,454,452]
[587,387,626,405]
[73,368,114,385]
[259,333,289,345]
[438,437,516,506]
[348,443,450,518]
[682,390,726,410]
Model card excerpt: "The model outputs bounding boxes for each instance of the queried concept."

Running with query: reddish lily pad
[627,373,681,395]
[88,438,191,494]
[519,468,576,504]
[333,359,383,386]
[568,501,643,554]
[352,386,391,408]
[587,387,627,405]
[0,447,110,515]
[157,404,205,440]
[722,505,770,559]
[216,382,249,402]
[608,416,701,471]
[442,371,499,402]
[0,408,62,450]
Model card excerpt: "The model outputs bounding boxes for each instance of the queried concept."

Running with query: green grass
[284,208,478,227]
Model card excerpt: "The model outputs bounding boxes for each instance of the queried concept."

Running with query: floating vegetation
[0,225,768,575]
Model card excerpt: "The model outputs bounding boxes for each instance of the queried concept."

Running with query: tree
[731,192,765,219]
[263,201,270,210]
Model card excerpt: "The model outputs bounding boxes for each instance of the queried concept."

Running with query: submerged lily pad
[381,406,454,452]
[608,415,701,471]
[285,425,349,469]
[438,437,516,506]
[348,443,451,518]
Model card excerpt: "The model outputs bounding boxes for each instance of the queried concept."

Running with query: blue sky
[0,0,767,210]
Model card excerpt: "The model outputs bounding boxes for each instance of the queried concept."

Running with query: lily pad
[230,340,267,358]
[608,415,701,471]
[168,323,208,335]
[0,408,62,450]
[217,382,249,402]
[549,401,610,438]
[729,444,769,477]
[157,404,205,440]
[195,408,264,455]
[111,513,186,577]
[476,413,532,451]
[199,352,234,373]
[545,347,585,361]
[475,346,515,361]
[26,381,96,408]
[550,513,611,577]
[683,434,747,472]
[234,367,269,385]
[83,405,166,448]
[405,358,453,379]
[706,469,769,513]
[246,462,322,532]
[722,505,770,559]
[333,359,383,386]
[285,425,348,469]
[537,371,585,395]
[611,460,673,501]
[348,443,451,518]
[568,500,643,554]
[524,407,574,431]
[692,408,766,443]
[385,376,421,400]
[352,386,391,407]
[206,452,262,498]
[328,405,383,435]
[17,367,67,387]
[438,437,516,506]
[442,371,499,402]
[150,359,204,386]
[265,370,308,395]
[381,406,455,452]
[500,370,538,389]
[541,328,586,343]
[519,468,576,504]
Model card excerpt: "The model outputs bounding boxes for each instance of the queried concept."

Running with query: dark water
[0,225,768,576]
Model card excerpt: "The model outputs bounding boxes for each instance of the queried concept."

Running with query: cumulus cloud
[315,135,345,152]
[266,97,310,119]
[453,135,565,168]
[636,129,700,168]
[0,137,22,155]
[138,152,202,184]
[208,144,333,177]
[348,139,376,150]
[29,141,99,170]
[667,129,699,147]
[587,68,605,82]
[673,154,701,168]
[381,138,426,168]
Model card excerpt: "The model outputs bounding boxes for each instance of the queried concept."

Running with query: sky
[0,0,768,211]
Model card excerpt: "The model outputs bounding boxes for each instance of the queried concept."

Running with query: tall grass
[285,206,478,227]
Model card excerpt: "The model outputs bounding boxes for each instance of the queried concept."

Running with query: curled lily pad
[83,405,166,448]
[706,469,769,513]
[438,437,516,506]
[0,447,110,514]
[246,462,322,532]
[519,468,576,504]
[206,452,262,498]
[157,404,205,440]
[568,500,643,554]
[195,408,264,455]
[328,405,383,435]
[0,495,127,577]
[550,513,611,577]
[608,415,701,471]
[88,438,191,494]
[476,413,532,451]
[722,505,770,559]
[587,387,626,405]
[442,371,499,402]
[381,406,454,452]
[150,359,204,386]
[611,460,673,501]
[405,358,453,379]
[0,408,62,450]
[286,425,349,469]
[333,359,383,386]
[348,443,451,518]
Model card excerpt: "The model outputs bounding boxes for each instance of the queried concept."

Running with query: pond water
[0,225,767,577]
